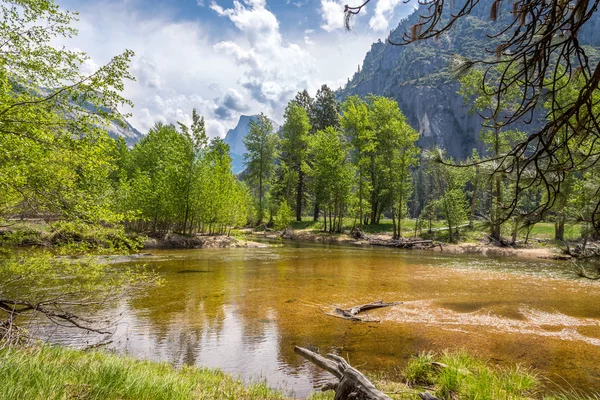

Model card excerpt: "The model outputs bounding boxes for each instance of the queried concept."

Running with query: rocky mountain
[338,0,600,159]
[106,119,144,147]
[75,98,144,146]
[224,114,279,174]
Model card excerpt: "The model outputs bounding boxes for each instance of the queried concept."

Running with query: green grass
[0,345,286,400]
[288,217,584,244]
[2,346,597,400]
[404,351,539,399]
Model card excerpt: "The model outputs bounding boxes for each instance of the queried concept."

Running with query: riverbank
[248,229,573,260]
[0,345,552,400]
[0,220,267,251]
[143,232,268,249]
[0,219,585,259]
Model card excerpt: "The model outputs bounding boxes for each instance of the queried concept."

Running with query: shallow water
[37,243,600,397]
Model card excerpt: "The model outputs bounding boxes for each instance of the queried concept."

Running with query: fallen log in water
[325,300,402,322]
[368,239,434,249]
[294,346,441,400]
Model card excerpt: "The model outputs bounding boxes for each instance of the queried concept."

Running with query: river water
[38,242,600,397]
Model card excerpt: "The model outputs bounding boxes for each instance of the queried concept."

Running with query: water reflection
[32,244,600,397]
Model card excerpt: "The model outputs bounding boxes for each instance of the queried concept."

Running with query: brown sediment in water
[33,245,600,396]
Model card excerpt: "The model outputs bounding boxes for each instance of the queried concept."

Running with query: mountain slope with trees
[337,0,600,159]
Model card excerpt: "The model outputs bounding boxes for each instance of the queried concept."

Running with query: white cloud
[319,0,345,32]
[369,0,403,32]
[211,0,317,114]
[56,0,389,137]
[304,29,315,45]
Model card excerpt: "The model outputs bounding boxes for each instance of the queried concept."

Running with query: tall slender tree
[243,113,278,224]
[280,102,311,221]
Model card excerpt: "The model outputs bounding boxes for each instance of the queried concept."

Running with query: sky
[57,0,417,138]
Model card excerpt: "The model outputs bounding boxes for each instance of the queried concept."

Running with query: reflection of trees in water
[115,248,600,393]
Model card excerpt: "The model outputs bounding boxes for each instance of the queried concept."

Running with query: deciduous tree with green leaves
[243,113,278,224]
[280,101,311,222]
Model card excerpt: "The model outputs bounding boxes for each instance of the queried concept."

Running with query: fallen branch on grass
[294,346,440,400]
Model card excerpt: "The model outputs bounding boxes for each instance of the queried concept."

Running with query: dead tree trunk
[295,346,442,400]
[294,346,392,400]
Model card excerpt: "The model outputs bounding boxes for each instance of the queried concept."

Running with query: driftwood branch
[295,346,440,400]
[294,346,391,400]
[325,300,402,322]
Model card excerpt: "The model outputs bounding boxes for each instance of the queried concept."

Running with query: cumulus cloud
[211,0,317,113]
[214,88,250,119]
[133,56,161,89]
[369,0,403,31]
[319,0,345,32]
[58,0,385,137]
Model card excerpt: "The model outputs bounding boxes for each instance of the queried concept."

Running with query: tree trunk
[555,213,565,241]
[258,173,263,224]
[296,168,303,222]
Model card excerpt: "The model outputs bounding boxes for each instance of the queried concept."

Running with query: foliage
[308,127,355,233]
[278,101,311,222]
[273,200,293,232]
[243,113,278,223]
[0,0,134,226]
[0,250,157,345]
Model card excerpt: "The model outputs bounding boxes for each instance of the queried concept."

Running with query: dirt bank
[144,233,268,249]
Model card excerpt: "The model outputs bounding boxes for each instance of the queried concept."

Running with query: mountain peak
[223,114,278,174]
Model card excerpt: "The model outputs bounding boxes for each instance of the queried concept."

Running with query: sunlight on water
[31,243,600,397]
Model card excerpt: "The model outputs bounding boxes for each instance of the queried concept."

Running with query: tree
[312,84,341,132]
[0,0,154,344]
[293,90,314,119]
[458,66,526,241]
[280,101,311,222]
[273,200,293,232]
[341,95,375,228]
[178,109,208,235]
[368,96,420,239]
[0,0,134,225]
[310,84,342,221]
[425,149,471,242]
[243,113,278,224]
[309,127,355,233]
[345,0,600,234]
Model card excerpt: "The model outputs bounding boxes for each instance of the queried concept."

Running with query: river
[36,242,600,397]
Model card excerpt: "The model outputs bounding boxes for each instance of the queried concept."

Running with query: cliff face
[338,0,600,159]
[224,115,258,174]
[223,115,279,174]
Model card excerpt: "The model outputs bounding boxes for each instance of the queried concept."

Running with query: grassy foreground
[0,346,285,400]
[0,346,594,400]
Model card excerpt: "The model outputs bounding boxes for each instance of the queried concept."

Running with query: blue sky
[56,0,416,137]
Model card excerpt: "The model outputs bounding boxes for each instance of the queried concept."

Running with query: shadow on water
[31,242,600,398]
